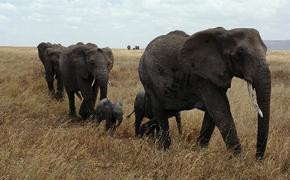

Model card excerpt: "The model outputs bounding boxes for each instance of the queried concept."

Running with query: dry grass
[0,47,290,179]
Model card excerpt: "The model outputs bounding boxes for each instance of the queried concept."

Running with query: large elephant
[60,43,114,119]
[37,42,65,100]
[138,28,271,159]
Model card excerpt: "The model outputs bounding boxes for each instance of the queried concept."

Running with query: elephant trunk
[95,71,109,100]
[116,117,123,128]
[253,67,271,160]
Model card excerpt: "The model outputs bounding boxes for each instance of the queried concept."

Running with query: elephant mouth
[246,81,263,118]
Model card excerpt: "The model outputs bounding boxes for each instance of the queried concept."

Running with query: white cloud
[0,2,17,11]
[0,0,289,47]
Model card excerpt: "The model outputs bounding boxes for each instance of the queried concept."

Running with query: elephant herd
[37,27,271,160]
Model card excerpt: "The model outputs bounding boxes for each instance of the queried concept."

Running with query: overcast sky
[0,0,289,48]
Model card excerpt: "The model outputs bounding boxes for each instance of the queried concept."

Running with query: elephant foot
[229,144,241,156]
[197,137,210,149]
[157,132,171,150]
[79,110,90,120]
[140,120,158,138]
[68,112,77,119]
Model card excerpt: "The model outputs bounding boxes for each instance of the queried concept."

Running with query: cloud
[0,0,289,47]
[0,2,17,12]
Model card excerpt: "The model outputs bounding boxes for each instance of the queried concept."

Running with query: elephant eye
[89,60,95,65]
[235,47,246,58]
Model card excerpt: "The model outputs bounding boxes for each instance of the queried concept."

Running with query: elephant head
[37,42,52,63]
[45,45,64,64]
[179,27,271,159]
[73,45,113,100]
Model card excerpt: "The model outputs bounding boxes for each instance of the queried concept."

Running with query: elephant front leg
[105,119,116,136]
[79,98,94,120]
[200,84,241,155]
[45,71,55,96]
[55,70,64,101]
[67,90,76,118]
[197,111,215,148]
[79,82,95,120]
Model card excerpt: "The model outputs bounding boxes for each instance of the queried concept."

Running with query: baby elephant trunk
[116,115,123,126]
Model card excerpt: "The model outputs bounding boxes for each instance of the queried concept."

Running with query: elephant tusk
[247,83,263,118]
[91,78,95,87]
[53,74,56,79]
[75,91,83,100]
[108,81,111,86]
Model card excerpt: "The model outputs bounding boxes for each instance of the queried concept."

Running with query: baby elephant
[92,98,123,134]
[127,90,182,137]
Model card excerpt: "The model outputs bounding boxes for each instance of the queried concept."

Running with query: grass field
[0,47,290,179]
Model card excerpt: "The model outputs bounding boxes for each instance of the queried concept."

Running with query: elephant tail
[126,110,135,119]
[75,91,83,100]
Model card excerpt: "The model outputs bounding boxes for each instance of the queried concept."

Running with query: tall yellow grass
[0,47,290,179]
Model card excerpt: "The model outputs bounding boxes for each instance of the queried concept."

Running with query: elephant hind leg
[175,112,182,134]
[139,119,157,137]
[197,111,215,148]
[153,111,171,150]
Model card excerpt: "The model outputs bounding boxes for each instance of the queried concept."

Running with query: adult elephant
[60,43,114,119]
[138,28,271,159]
[37,42,65,100]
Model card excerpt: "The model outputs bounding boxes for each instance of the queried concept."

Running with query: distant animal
[127,45,131,50]
[37,42,65,101]
[92,98,123,135]
[127,90,182,137]
[139,28,271,160]
[60,43,114,119]
[135,46,140,50]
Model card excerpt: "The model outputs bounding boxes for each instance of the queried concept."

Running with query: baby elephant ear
[180,27,232,88]
[103,98,113,107]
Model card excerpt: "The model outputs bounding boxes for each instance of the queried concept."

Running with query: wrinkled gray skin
[139,28,271,159]
[37,42,65,100]
[93,98,123,134]
[127,90,182,137]
[60,43,114,119]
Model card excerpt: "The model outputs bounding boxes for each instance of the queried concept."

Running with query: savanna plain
[0,47,290,179]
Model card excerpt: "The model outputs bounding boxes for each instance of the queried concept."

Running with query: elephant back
[139,31,193,109]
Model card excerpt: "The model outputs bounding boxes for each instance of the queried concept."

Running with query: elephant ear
[102,47,114,71]
[37,42,51,62]
[179,27,232,88]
